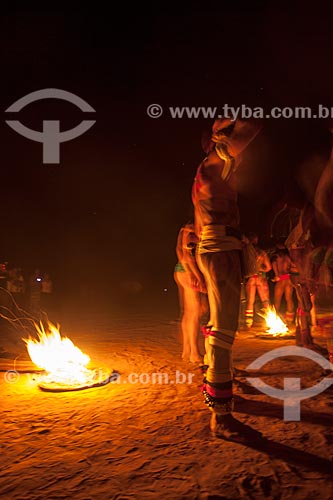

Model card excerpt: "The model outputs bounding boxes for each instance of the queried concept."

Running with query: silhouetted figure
[192,116,263,438]
[29,269,42,318]
[174,223,207,364]
[7,267,26,309]
[271,249,295,325]
[244,232,271,328]
[41,273,53,313]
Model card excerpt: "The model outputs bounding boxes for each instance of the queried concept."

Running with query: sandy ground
[1,297,333,500]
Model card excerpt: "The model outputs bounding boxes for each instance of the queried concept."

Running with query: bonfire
[23,321,113,392]
[259,305,289,337]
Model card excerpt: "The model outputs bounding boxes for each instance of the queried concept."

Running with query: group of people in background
[174,116,333,439]
[242,230,333,348]
[0,262,53,317]
[175,224,332,359]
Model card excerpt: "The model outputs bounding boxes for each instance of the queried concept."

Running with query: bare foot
[189,356,204,364]
[210,413,262,442]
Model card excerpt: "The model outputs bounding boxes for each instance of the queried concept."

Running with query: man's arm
[182,228,206,291]
[262,252,272,273]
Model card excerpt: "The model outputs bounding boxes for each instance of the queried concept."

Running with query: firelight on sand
[262,306,289,336]
[23,321,100,388]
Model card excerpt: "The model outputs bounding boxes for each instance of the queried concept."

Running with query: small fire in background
[23,321,112,391]
[261,305,289,337]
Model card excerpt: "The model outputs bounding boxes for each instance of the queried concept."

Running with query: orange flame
[23,321,93,385]
[262,306,289,336]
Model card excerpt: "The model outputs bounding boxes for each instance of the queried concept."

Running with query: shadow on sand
[214,395,333,476]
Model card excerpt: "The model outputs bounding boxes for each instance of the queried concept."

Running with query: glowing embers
[23,321,113,392]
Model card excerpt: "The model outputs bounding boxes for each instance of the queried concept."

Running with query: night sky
[1,4,333,304]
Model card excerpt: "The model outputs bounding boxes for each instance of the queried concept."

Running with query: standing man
[244,232,272,329]
[7,267,26,309]
[285,204,316,348]
[192,117,262,437]
[271,247,295,325]
[41,273,54,313]
[174,222,207,364]
[29,269,42,318]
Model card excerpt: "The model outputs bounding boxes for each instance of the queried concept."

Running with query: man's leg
[284,281,295,325]
[245,277,256,328]
[198,251,243,435]
[182,284,202,363]
[174,272,187,359]
[257,276,270,310]
[294,281,314,347]
[274,281,284,313]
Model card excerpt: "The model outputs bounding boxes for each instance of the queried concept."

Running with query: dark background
[1,3,333,309]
